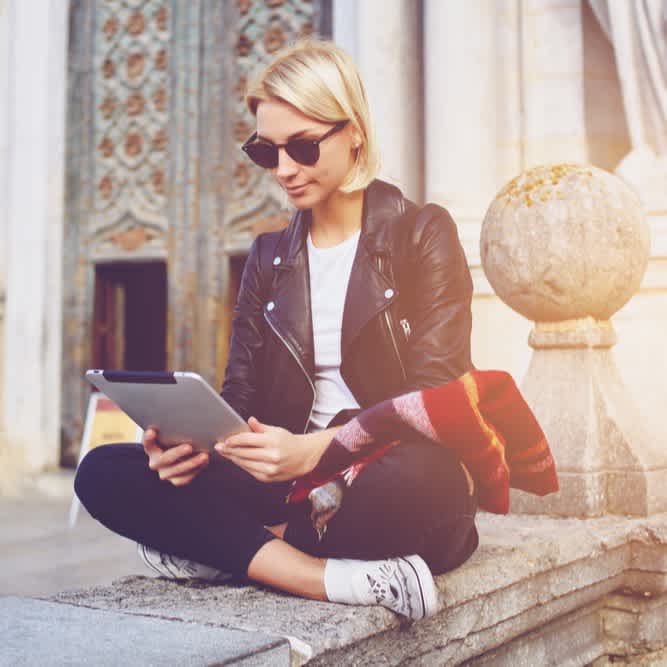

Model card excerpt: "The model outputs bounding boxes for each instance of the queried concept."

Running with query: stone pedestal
[516,318,666,516]
[481,164,665,517]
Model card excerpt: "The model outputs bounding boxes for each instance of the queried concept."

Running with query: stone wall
[460,1,667,460]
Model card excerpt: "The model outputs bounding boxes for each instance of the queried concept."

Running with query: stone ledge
[48,513,667,666]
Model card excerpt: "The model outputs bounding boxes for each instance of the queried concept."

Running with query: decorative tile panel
[223,0,331,253]
[91,0,170,261]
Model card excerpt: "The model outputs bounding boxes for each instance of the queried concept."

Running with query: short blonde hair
[245,40,380,193]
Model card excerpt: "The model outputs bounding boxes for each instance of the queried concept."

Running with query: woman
[75,39,478,621]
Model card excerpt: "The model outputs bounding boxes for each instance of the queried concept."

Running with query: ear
[349,125,363,150]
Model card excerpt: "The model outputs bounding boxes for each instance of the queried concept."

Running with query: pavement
[0,472,292,666]
[0,471,143,598]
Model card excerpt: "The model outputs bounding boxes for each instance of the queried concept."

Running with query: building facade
[1,0,665,472]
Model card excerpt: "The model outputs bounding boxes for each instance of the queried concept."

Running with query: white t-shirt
[306,229,362,431]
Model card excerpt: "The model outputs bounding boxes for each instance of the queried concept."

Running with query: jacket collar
[282,179,407,264]
[267,179,408,375]
[358,178,407,254]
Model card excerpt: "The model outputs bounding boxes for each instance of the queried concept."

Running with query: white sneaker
[366,555,439,621]
[137,544,232,582]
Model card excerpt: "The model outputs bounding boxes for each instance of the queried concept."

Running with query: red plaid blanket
[289,370,558,515]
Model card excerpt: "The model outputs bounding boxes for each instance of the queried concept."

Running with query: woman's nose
[275,147,299,179]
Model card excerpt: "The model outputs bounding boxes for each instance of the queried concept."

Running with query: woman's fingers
[147,442,191,471]
[216,421,303,481]
[168,472,199,487]
[141,427,210,486]
[158,451,209,481]
[221,432,269,449]
[215,441,278,463]
[159,443,196,465]
[142,428,162,455]
[222,454,280,481]
[247,416,267,432]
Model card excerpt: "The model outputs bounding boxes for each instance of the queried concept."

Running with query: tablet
[85,370,249,451]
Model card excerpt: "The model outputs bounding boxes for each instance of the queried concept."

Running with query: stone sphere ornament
[480,164,650,322]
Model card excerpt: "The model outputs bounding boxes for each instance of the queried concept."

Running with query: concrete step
[1,596,290,666]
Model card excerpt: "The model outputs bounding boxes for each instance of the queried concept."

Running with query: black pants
[74,439,478,578]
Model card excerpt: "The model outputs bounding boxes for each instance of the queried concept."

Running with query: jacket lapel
[341,181,404,359]
[264,209,315,377]
[341,236,394,359]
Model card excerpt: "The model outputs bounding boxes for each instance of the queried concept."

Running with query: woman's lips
[285,183,310,196]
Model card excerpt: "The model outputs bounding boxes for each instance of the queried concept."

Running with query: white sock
[323,555,440,621]
[324,558,376,605]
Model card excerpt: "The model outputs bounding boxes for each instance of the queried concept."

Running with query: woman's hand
[143,428,210,487]
[215,417,336,483]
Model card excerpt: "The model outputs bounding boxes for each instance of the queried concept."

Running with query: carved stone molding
[222,0,331,253]
[92,0,170,259]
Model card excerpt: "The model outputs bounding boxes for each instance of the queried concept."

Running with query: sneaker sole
[398,555,439,619]
[138,543,175,578]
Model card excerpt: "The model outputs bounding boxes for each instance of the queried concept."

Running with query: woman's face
[255,99,360,209]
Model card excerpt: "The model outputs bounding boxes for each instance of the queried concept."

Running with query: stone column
[520,0,588,167]
[2,0,68,469]
[332,0,359,61]
[333,0,422,201]
[423,0,497,223]
[0,0,9,420]
[481,164,665,517]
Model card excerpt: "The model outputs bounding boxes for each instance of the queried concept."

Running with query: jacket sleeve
[221,234,268,420]
[403,204,473,390]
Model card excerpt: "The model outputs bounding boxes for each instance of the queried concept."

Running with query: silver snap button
[267,301,275,311]
[273,256,281,266]
[384,288,394,299]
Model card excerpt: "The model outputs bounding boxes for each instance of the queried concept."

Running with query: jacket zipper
[377,256,408,382]
[264,311,316,434]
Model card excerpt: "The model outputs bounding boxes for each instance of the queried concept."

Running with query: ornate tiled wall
[224,0,326,250]
[62,0,331,462]
[92,0,170,258]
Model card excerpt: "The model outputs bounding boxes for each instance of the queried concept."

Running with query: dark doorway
[92,262,167,371]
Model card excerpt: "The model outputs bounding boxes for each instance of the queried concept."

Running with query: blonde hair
[245,40,380,193]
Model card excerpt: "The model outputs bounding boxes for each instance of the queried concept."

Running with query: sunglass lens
[244,142,278,169]
[287,140,319,166]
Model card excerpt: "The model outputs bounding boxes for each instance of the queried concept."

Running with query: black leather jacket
[222,179,473,434]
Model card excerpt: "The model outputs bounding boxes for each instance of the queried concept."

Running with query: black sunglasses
[241,120,350,169]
